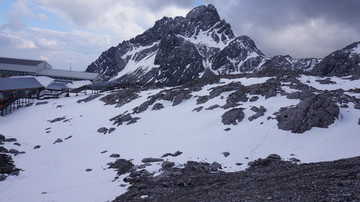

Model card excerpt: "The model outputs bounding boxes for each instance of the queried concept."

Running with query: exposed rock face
[277,94,340,133]
[312,41,360,77]
[261,55,319,72]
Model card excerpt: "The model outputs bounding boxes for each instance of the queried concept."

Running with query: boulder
[210,161,222,171]
[152,103,164,111]
[53,138,63,144]
[221,108,245,125]
[162,161,175,169]
[108,159,134,176]
[97,127,108,134]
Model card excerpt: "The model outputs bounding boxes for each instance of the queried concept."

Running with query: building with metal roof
[0,57,101,82]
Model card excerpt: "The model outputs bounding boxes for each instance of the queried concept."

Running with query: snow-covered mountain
[1,73,360,201]
[312,41,360,77]
[86,4,320,85]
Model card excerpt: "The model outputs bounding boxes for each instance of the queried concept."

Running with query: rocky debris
[222,152,230,157]
[110,154,120,158]
[85,168,92,172]
[33,145,41,149]
[97,127,108,134]
[248,105,267,121]
[161,151,183,158]
[221,108,245,125]
[114,155,360,202]
[101,150,108,154]
[48,116,67,123]
[77,94,103,103]
[100,89,140,108]
[151,103,164,111]
[53,138,63,144]
[110,113,140,126]
[36,101,48,106]
[108,159,135,176]
[205,104,220,110]
[0,174,7,181]
[141,158,164,163]
[276,94,340,133]
[13,142,21,146]
[0,153,16,175]
[161,161,175,169]
[355,103,360,109]
[64,136,72,140]
[358,118,360,125]
[286,91,301,99]
[247,78,281,99]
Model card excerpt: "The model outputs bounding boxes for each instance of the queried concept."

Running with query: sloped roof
[0,77,44,91]
[38,69,100,80]
[0,57,44,66]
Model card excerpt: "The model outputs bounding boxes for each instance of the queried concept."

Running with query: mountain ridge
[86,4,359,85]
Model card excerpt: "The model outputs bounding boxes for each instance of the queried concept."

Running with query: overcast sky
[0,0,359,71]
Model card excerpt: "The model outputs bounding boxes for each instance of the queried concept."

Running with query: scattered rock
[108,127,116,134]
[248,106,267,121]
[235,163,243,166]
[249,96,259,102]
[8,149,19,155]
[110,154,120,158]
[152,103,164,111]
[53,138,63,144]
[221,108,245,125]
[85,168,92,172]
[222,152,230,157]
[108,159,134,176]
[4,138,17,142]
[206,104,220,110]
[210,161,222,171]
[286,91,301,99]
[97,127,108,134]
[224,128,231,131]
[0,174,7,181]
[64,136,72,140]
[196,96,209,104]
[162,161,175,169]
[142,158,164,163]
[193,106,203,112]
[48,117,67,123]
[358,118,360,125]
[355,103,360,110]
[13,142,21,146]
[127,117,141,125]
[33,145,41,149]
[315,78,336,84]
[101,150,108,154]
[0,146,8,153]
[162,151,183,158]
[0,134,5,141]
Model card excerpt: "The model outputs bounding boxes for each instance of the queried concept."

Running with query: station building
[0,57,101,82]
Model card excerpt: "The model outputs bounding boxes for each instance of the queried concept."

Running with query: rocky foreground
[114,154,360,201]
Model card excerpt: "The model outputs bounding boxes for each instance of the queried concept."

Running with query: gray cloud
[207,0,360,58]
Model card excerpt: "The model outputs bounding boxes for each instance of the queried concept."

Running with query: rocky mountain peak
[186,4,220,25]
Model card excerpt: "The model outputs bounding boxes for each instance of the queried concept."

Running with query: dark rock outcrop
[221,108,245,125]
[277,94,340,133]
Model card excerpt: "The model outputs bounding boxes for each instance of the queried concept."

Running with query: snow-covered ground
[1,75,360,202]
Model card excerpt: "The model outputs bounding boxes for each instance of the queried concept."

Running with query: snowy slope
[1,75,360,201]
